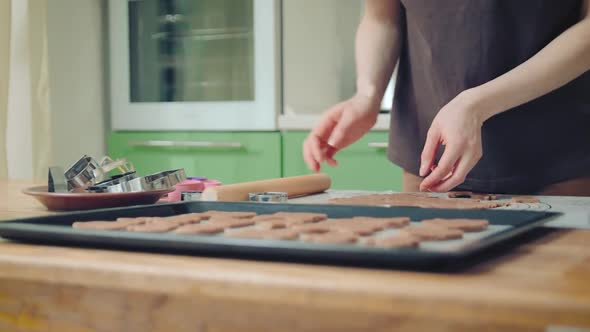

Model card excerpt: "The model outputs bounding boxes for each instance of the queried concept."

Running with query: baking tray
[0,202,560,270]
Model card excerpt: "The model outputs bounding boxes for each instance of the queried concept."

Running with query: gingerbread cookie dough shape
[224,228,300,240]
[252,215,285,222]
[352,216,411,228]
[258,212,329,227]
[404,224,464,241]
[272,212,328,223]
[127,221,182,233]
[135,214,204,228]
[201,210,257,219]
[300,232,359,245]
[72,220,129,231]
[365,231,420,248]
[174,223,225,235]
[320,219,383,236]
[73,216,150,230]
[421,218,489,232]
[510,196,541,203]
[290,223,333,234]
[208,217,256,228]
[160,213,204,225]
[255,219,290,230]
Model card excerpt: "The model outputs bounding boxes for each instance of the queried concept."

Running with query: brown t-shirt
[389,0,590,194]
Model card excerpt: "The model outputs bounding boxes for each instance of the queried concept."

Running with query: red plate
[23,186,174,211]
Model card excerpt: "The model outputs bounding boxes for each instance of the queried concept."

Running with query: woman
[304,0,590,195]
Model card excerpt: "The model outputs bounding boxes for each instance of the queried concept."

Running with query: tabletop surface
[1,181,589,329]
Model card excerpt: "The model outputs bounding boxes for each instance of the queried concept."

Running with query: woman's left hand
[419,90,487,192]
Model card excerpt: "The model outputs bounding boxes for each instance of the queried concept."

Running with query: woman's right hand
[303,93,380,172]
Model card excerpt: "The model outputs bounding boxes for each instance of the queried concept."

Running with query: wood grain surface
[0,182,589,332]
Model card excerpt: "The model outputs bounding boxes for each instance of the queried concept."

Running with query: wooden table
[0,182,589,332]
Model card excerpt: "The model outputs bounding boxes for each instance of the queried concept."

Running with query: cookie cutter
[93,156,135,181]
[86,172,138,193]
[248,192,288,203]
[169,179,206,202]
[85,168,185,193]
[181,191,202,201]
[160,169,186,186]
[48,166,68,193]
[124,168,186,192]
[64,155,135,192]
[64,155,104,192]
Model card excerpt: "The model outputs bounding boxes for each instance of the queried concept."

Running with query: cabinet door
[108,132,281,184]
[282,131,402,191]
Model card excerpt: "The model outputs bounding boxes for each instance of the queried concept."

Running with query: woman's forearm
[472,2,590,122]
[355,0,402,109]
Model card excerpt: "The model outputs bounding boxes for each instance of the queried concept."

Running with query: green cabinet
[108,132,281,184]
[107,130,402,190]
[282,131,402,190]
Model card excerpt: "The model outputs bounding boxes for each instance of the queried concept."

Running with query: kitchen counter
[0,182,589,331]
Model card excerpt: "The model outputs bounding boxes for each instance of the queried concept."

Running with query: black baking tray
[0,202,560,271]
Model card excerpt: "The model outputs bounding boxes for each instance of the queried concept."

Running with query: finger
[326,112,355,150]
[429,156,476,192]
[429,164,454,182]
[419,144,462,191]
[420,129,440,177]
[326,158,338,167]
[312,104,343,142]
[302,138,319,172]
[325,145,338,167]
[302,139,315,172]
[309,135,326,164]
[307,105,343,169]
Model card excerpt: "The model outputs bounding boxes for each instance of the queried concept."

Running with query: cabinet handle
[128,140,243,149]
[367,142,388,149]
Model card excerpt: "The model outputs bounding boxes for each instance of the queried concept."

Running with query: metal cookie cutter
[93,156,135,181]
[161,169,186,186]
[64,155,103,192]
[86,172,138,193]
[248,192,288,203]
[64,155,135,192]
[181,191,202,201]
[48,166,68,193]
[124,168,186,192]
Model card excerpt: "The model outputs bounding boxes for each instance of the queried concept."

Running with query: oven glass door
[109,0,278,131]
[129,0,254,102]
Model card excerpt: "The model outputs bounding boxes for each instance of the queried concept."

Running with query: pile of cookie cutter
[48,155,186,193]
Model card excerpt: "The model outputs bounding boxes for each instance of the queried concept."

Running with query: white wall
[282,0,361,115]
[282,0,396,115]
[47,0,107,167]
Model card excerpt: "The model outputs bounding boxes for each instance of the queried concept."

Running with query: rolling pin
[201,174,331,202]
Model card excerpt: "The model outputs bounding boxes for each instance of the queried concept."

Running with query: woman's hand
[303,93,380,172]
[417,0,590,192]
[419,90,486,192]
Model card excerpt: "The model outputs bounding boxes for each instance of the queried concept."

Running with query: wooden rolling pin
[201,174,331,202]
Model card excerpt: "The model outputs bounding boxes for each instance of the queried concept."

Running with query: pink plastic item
[168,180,206,202]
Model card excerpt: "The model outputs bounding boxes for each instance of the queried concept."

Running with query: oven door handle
[367,142,388,149]
[128,140,243,149]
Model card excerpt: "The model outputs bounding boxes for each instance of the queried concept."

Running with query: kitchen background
[29,0,400,190]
